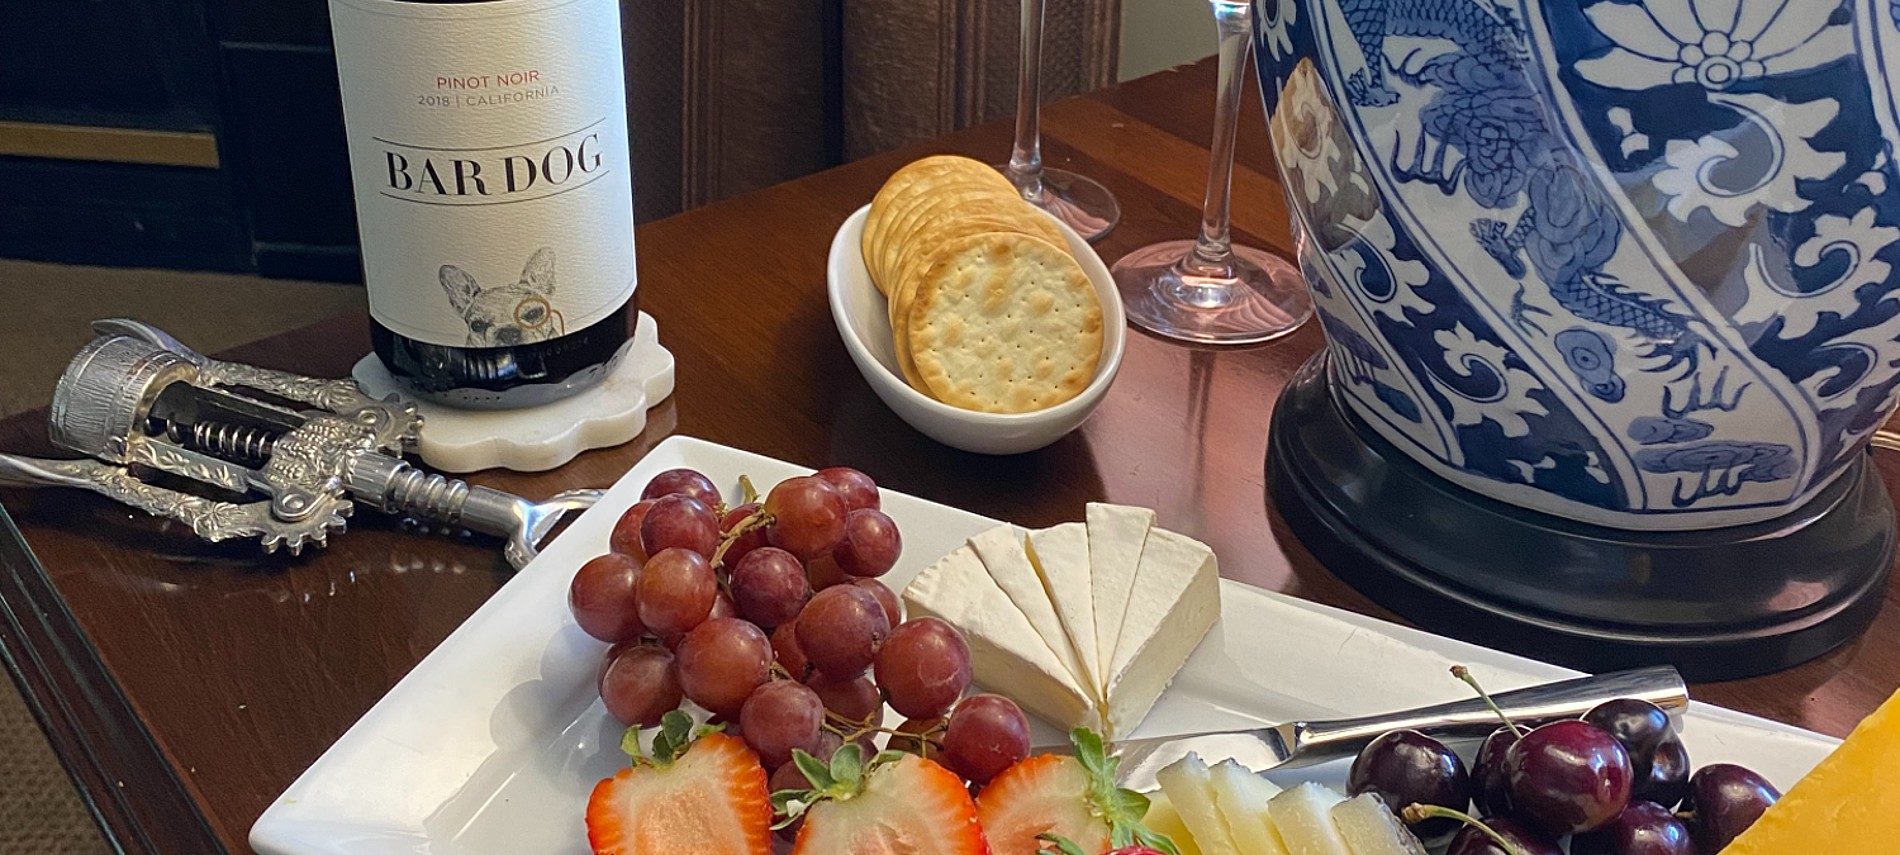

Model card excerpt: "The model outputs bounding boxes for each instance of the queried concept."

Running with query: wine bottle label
[329,0,636,349]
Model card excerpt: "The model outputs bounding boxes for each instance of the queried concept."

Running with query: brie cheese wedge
[1025,522,1104,703]
[1085,503,1155,681]
[901,544,1097,730]
[967,525,1096,707]
[1101,527,1220,737]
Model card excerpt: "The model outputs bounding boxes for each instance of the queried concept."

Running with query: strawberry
[980,755,1112,853]
[776,744,989,854]
[981,729,1180,855]
[585,711,772,855]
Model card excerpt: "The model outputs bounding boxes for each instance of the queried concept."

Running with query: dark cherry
[1583,699,1674,781]
[1572,800,1694,855]
[1444,816,1562,855]
[1633,738,1691,809]
[1348,729,1471,839]
[1685,764,1779,853]
[1472,725,1518,817]
[1504,719,1633,836]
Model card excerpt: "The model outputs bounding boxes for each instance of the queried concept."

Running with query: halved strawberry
[585,727,772,855]
[785,749,989,854]
[978,755,1113,853]
[979,729,1180,855]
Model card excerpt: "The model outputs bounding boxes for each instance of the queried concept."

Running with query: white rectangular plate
[252,436,1838,854]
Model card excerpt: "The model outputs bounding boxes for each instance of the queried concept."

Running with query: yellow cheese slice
[1144,790,1204,855]
[1721,688,1900,854]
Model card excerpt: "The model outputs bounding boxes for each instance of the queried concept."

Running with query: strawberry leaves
[768,742,909,829]
[1037,833,1090,855]
[1071,728,1181,855]
[621,709,725,768]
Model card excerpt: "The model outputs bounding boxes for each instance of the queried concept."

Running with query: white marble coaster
[353,312,674,473]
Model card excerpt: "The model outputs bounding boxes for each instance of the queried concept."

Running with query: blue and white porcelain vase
[1253,0,1900,530]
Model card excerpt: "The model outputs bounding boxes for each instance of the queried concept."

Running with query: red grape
[641,495,721,559]
[806,553,848,590]
[608,499,659,561]
[730,547,811,628]
[598,642,681,727]
[848,578,901,627]
[815,466,880,512]
[940,694,1030,785]
[796,585,892,678]
[635,548,718,636]
[709,589,736,621]
[874,617,972,719]
[642,468,722,508]
[675,618,772,719]
[720,502,770,567]
[771,620,812,681]
[764,476,848,559]
[833,509,902,577]
[888,717,945,759]
[569,553,645,643]
[1505,720,1633,836]
[808,673,884,725]
[739,680,825,767]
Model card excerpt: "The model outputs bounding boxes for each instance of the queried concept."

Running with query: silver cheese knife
[1110,666,1687,791]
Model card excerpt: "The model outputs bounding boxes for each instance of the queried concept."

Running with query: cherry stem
[1451,665,1527,736]
[1401,805,1530,855]
[711,508,774,569]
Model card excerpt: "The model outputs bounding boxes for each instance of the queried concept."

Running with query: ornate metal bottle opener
[0,320,598,569]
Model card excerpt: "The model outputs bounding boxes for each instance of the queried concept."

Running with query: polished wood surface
[2,58,1896,854]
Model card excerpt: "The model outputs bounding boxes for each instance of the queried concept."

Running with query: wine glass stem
[1007,0,1046,199]
[1186,1,1253,278]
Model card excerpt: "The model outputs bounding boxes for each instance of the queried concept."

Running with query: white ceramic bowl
[827,204,1126,455]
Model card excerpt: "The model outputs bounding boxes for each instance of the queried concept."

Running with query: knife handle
[1285,666,1687,767]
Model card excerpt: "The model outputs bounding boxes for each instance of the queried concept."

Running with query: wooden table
[3,58,1896,855]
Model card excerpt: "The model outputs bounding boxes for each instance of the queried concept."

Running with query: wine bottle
[328,0,637,409]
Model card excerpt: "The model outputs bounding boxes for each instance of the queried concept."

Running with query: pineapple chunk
[1155,754,1241,855]
[1207,760,1290,855]
[1267,782,1353,855]
[1143,790,1204,855]
[1331,793,1427,855]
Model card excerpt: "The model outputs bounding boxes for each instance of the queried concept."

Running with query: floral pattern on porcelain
[1254,0,1900,530]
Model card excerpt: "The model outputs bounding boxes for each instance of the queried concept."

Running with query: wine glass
[1111,0,1311,345]
[1000,0,1121,241]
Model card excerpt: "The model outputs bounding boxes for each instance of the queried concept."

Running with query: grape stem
[1451,665,1528,736]
[1401,805,1531,855]
[711,507,775,570]
[739,474,761,506]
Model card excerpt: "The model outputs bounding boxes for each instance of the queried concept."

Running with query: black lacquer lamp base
[1266,354,1894,681]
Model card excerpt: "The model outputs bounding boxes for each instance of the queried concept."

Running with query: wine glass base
[1112,240,1313,345]
[995,166,1121,242]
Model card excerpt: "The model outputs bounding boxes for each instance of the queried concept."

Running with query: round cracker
[907,234,1103,413]
[863,157,983,291]
[874,169,1017,283]
[890,203,1065,319]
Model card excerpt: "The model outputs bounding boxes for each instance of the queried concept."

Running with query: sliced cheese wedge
[1025,522,1105,703]
[1102,527,1220,737]
[1155,754,1241,855]
[1331,793,1428,855]
[1085,502,1154,680]
[1268,783,1352,855]
[966,525,1096,708]
[1143,790,1204,855]
[1208,760,1290,855]
[900,544,1097,730]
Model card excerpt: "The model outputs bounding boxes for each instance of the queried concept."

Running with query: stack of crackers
[861,155,1105,414]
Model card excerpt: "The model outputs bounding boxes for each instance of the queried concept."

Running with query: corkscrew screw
[0,319,599,569]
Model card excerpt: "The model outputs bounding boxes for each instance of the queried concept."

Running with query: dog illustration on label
[439,247,565,347]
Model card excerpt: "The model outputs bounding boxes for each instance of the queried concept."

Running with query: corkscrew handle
[345,453,599,569]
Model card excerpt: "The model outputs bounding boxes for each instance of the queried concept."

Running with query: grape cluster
[1352,668,1779,855]
[569,466,1032,810]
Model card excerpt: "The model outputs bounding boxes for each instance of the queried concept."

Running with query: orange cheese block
[1721,688,1900,853]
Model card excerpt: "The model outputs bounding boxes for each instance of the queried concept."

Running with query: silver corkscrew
[0,319,598,569]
